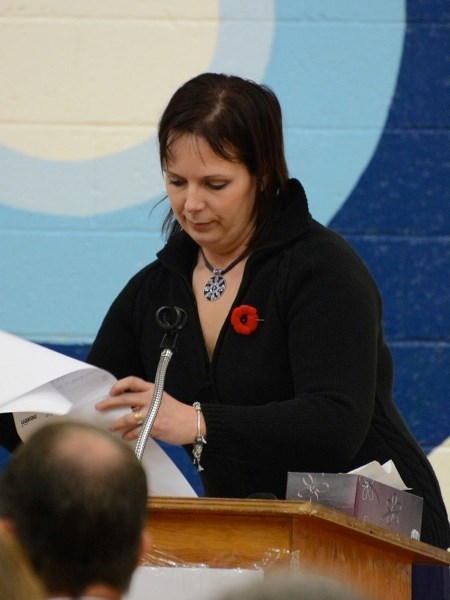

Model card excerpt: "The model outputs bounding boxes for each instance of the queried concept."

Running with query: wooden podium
[143,497,450,600]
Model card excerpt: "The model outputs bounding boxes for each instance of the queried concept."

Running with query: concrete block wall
[330,0,450,512]
[1,1,449,513]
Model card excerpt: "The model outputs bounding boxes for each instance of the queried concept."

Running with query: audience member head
[216,571,370,600]
[0,421,149,598]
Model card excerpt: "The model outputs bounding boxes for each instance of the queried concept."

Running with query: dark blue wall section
[392,343,450,452]
[331,0,450,451]
[345,237,450,342]
[42,343,91,362]
[0,446,9,469]
[408,0,450,22]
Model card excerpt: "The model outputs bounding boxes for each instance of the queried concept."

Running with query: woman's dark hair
[158,72,289,248]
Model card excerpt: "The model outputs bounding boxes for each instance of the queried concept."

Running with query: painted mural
[0,1,448,508]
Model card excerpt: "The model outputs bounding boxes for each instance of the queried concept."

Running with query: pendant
[203,274,226,301]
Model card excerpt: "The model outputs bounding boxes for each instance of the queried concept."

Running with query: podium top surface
[147,496,450,567]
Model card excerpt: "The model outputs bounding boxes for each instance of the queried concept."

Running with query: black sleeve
[0,413,21,452]
[86,268,149,380]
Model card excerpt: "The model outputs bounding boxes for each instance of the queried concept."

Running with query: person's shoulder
[126,259,162,287]
[303,218,352,249]
[301,219,370,270]
[280,180,357,263]
[110,258,165,308]
[287,219,380,297]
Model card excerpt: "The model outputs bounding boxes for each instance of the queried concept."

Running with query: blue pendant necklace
[201,248,248,301]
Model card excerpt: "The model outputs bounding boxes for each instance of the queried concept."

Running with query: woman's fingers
[108,409,142,435]
[122,426,142,441]
[93,375,197,445]
[96,391,141,411]
[94,376,155,441]
[96,377,153,411]
[110,375,152,396]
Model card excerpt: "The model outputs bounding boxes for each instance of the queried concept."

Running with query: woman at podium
[38,73,450,553]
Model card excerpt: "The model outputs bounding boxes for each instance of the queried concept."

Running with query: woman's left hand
[95,375,202,444]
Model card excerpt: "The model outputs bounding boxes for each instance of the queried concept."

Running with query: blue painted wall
[330,0,450,453]
[1,1,448,497]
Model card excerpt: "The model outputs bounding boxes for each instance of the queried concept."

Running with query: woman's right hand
[95,375,205,445]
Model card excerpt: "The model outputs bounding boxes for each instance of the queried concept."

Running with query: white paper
[126,567,263,600]
[0,330,196,498]
[1,330,103,407]
[348,460,410,490]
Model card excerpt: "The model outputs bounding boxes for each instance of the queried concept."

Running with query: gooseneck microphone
[134,306,187,461]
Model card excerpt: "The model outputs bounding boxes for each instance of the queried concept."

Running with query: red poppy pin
[230,305,261,335]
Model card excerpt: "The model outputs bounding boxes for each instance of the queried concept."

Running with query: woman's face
[164,134,257,256]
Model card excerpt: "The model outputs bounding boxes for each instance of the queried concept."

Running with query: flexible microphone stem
[134,305,187,462]
[135,349,174,460]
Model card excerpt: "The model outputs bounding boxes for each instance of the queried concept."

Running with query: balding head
[0,421,148,596]
[51,423,129,474]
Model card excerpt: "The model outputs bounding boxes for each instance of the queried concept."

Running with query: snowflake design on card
[380,492,402,524]
[298,473,330,501]
[359,476,380,504]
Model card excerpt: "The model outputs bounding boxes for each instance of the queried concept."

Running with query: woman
[89,73,449,551]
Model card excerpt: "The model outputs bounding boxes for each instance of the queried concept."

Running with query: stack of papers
[348,460,410,490]
[0,330,196,498]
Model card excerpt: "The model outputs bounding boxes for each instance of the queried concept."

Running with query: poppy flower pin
[230,304,262,335]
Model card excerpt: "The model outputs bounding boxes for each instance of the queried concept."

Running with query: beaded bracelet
[192,402,207,472]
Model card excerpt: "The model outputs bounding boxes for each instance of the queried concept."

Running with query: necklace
[200,248,248,301]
